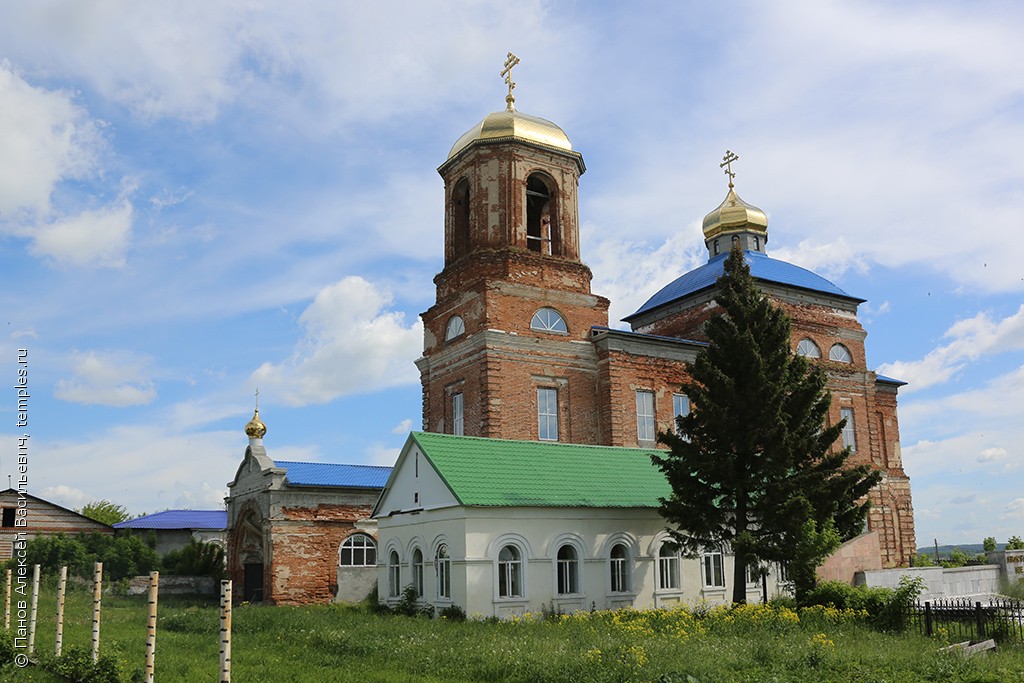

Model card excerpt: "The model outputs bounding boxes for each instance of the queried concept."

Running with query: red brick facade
[417,122,915,567]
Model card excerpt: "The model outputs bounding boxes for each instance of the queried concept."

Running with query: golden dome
[702,187,768,240]
[447,109,573,160]
[244,408,266,439]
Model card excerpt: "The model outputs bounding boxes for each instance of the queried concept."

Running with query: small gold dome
[702,188,768,240]
[448,109,573,160]
[244,409,266,439]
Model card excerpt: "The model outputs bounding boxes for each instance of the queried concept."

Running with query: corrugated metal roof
[875,374,908,386]
[411,432,670,508]
[625,251,863,322]
[274,460,392,488]
[114,509,226,530]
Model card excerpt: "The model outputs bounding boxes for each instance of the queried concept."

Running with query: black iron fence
[907,598,1024,643]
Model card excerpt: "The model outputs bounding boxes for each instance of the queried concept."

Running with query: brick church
[229,61,915,608]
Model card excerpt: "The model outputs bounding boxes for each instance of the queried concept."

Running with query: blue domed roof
[624,250,863,323]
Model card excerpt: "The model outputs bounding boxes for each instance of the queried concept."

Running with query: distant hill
[916,543,1003,558]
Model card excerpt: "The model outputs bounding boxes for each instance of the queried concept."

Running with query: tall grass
[1,583,1022,682]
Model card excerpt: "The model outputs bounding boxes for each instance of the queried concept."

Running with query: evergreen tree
[654,246,881,603]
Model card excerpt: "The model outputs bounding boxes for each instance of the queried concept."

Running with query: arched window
[796,338,821,358]
[339,534,377,567]
[411,548,424,598]
[829,344,852,363]
[497,545,523,598]
[452,178,470,260]
[435,544,451,600]
[556,545,579,595]
[713,238,720,256]
[526,174,558,255]
[531,307,567,333]
[445,316,465,341]
[388,550,401,598]
[731,235,740,248]
[610,543,630,593]
[658,542,680,590]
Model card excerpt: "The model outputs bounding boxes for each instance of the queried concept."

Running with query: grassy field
[2,583,1022,682]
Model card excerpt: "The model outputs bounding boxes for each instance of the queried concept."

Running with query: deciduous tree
[654,247,881,604]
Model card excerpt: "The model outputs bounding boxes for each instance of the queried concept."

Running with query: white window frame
[435,544,451,601]
[746,560,762,586]
[445,315,465,341]
[530,307,567,333]
[829,343,852,363]
[339,533,376,567]
[609,543,631,593]
[497,544,524,598]
[658,542,680,591]
[636,390,655,442]
[556,544,579,595]
[797,338,821,358]
[701,548,725,589]
[411,547,424,599]
[672,393,690,436]
[840,407,857,452]
[537,387,559,441]
[388,550,401,598]
[451,392,464,436]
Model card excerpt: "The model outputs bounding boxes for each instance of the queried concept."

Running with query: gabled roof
[114,510,227,530]
[409,432,670,508]
[273,460,392,489]
[625,250,864,322]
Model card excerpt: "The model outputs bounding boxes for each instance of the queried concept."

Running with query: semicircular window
[530,307,567,333]
[796,338,821,358]
[829,343,852,363]
[445,316,465,341]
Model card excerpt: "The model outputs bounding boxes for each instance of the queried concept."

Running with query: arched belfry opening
[450,177,471,263]
[526,173,558,256]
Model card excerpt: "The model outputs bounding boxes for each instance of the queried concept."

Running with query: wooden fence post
[91,562,103,663]
[220,579,232,682]
[27,564,40,654]
[55,566,68,657]
[4,568,10,630]
[975,601,985,639]
[924,601,932,637]
[144,571,159,683]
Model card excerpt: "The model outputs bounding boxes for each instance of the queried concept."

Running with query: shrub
[160,539,225,579]
[39,646,123,683]
[438,604,467,621]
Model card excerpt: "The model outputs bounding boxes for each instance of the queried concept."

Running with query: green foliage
[653,247,881,604]
[984,536,998,552]
[438,604,467,621]
[1006,535,1024,550]
[77,500,131,527]
[943,547,970,567]
[4,532,157,581]
[160,539,225,579]
[803,576,923,632]
[38,647,122,683]
[912,552,935,567]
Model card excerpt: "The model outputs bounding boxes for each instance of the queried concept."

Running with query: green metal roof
[410,432,670,508]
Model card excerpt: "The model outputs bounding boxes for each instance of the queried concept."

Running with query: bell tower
[417,54,610,442]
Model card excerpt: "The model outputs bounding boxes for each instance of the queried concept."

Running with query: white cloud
[878,305,1024,392]
[0,61,105,219]
[251,276,422,406]
[392,419,413,435]
[31,199,134,268]
[38,484,89,511]
[55,349,157,407]
[366,443,400,468]
[1005,499,1024,519]
[978,448,1007,463]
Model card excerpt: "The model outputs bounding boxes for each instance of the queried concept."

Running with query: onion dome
[244,408,266,439]
[701,187,768,240]
[447,109,573,160]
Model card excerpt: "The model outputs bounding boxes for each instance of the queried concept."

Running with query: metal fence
[908,598,1024,643]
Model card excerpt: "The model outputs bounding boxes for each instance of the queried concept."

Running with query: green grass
[1,584,1022,682]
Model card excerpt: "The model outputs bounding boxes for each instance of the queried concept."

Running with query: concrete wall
[858,565,1002,600]
[126,575,216,597]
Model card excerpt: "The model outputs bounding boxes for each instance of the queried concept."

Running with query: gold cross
[501,52,520,111]
[720,150,739,189]
[254,386,259,411]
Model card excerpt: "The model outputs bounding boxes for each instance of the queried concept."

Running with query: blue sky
[1,1,1022,548]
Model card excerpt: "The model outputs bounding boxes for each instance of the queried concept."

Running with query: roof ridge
[412,431,661,454]
[274,459,392,469]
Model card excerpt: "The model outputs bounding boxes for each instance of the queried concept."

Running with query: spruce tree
[653,246,881,604]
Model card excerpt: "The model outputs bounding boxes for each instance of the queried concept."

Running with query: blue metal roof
[625,251,863,322]
[274,461,392,488]
[114,509,226,530]
[875,374,908,386]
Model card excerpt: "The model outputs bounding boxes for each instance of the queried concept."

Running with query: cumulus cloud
[878,304,1024,392]
[31,199,134,268]
[38,484,89,511]
[251,276,422,406]
[55,349,157,407]
[978,448,1007,463]
[392,419,413,435]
